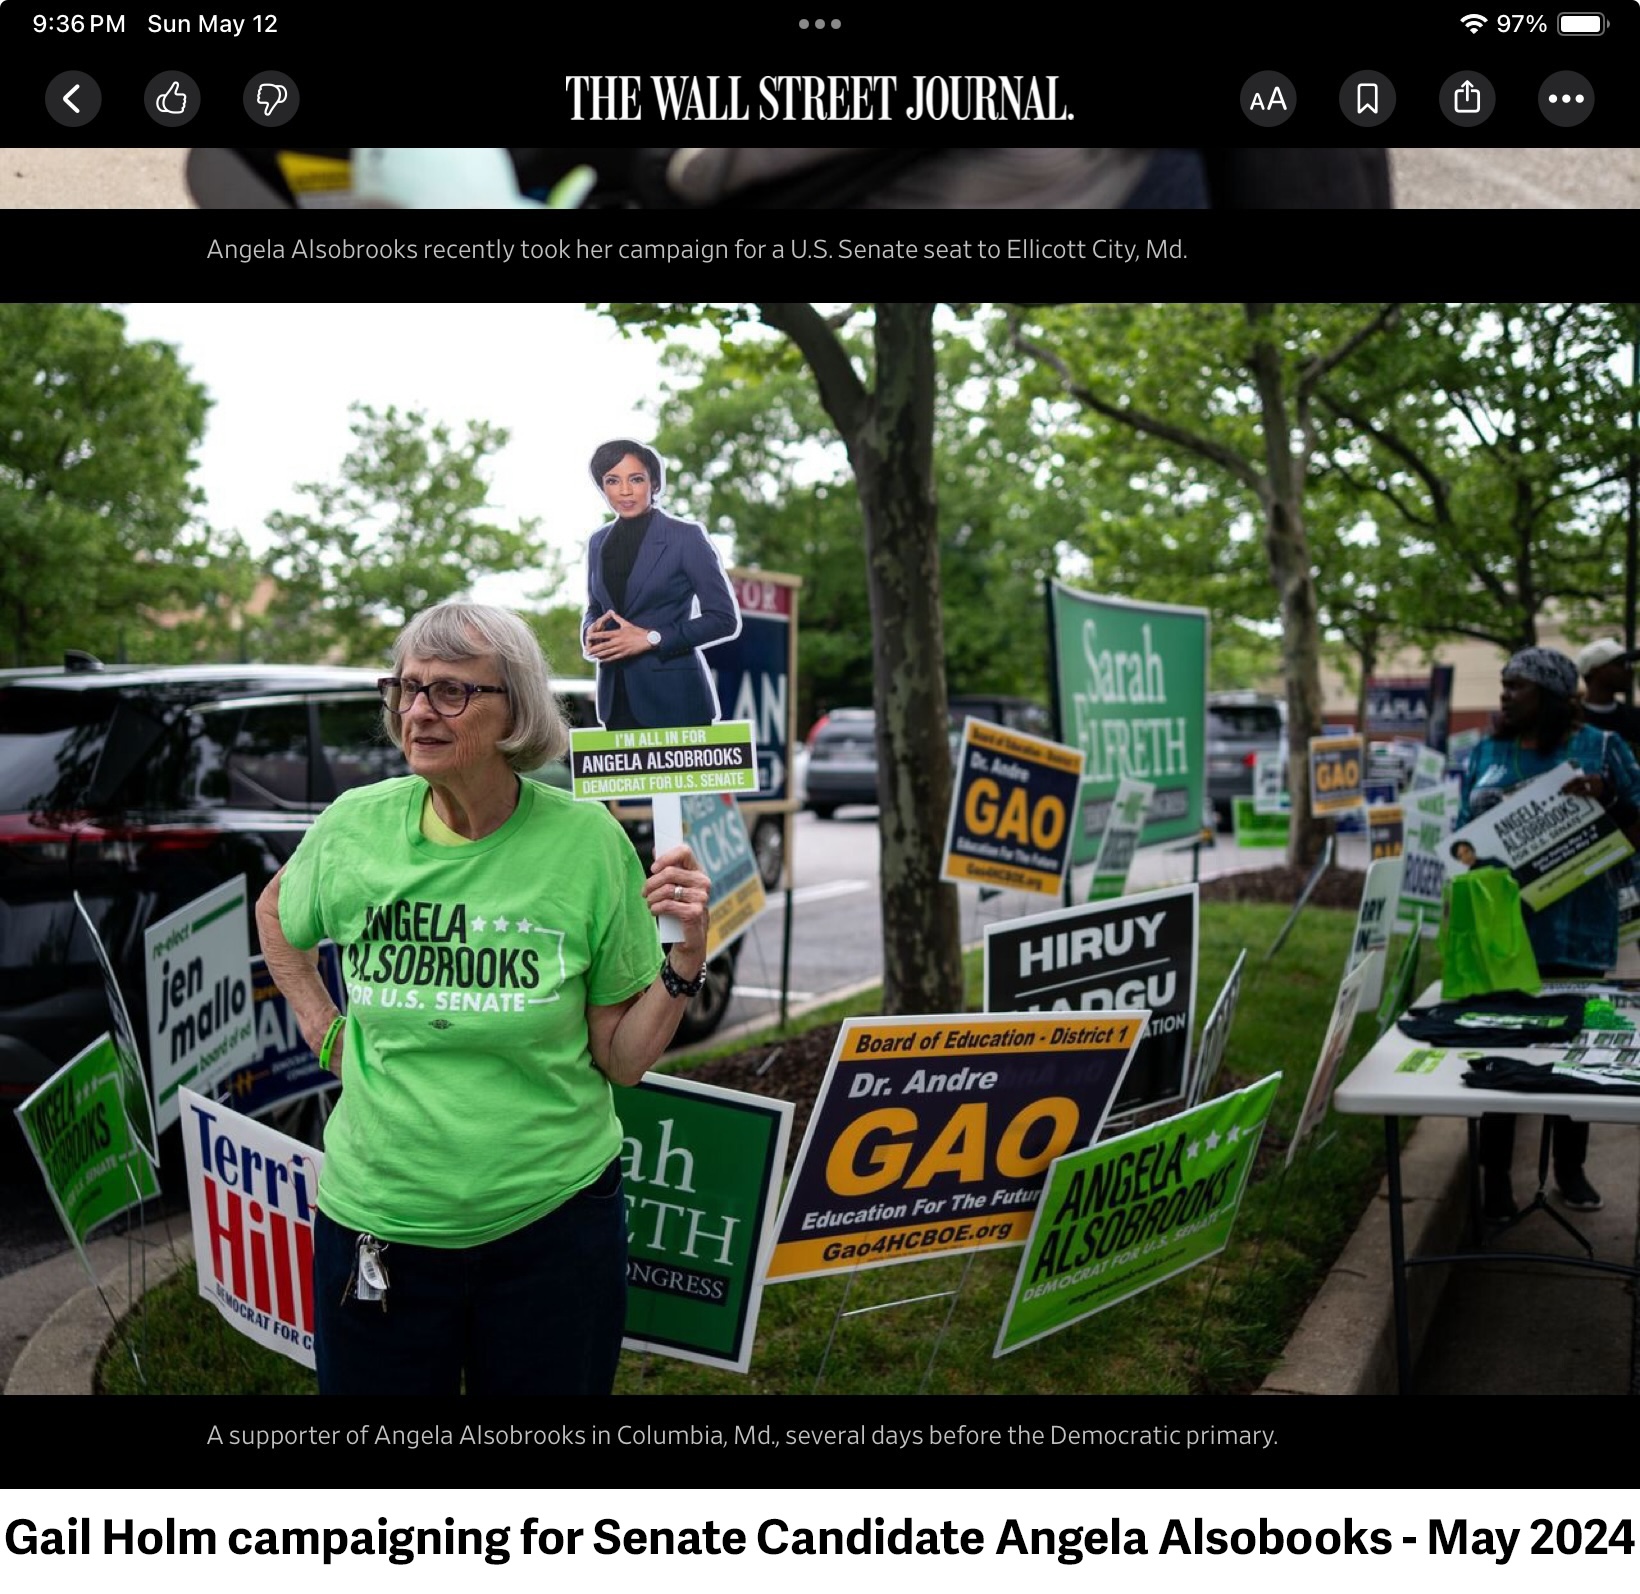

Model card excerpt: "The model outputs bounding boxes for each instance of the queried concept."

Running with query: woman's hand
[587,844,714,1086]
[644,845,712,970]
[1562,772,1608,803]
[584,610,656,662]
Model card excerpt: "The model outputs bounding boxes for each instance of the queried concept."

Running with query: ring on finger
[673,884,683,901]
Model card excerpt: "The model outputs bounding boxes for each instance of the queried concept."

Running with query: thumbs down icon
[256,82,287,116]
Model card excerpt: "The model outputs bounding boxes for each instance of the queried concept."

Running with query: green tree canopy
[1009,302,1405,864]
[0,303,211,666]
[259,403,557,665]
[652,316,1057,731]
[1310,301,1637,654]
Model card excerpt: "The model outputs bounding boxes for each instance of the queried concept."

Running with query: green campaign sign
[16,1033,161,1258]
[618,1072,792,1374]
[570,720,758,800]
[1232,797,1290,848]
[995,1072,1280,1356]
[1087,776,1153,902]
[1049,582,1207,861]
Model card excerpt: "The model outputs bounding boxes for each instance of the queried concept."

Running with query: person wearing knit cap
[1576,637,1640,760]
[1457,646,1640,1221]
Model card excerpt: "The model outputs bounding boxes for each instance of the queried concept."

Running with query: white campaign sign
[1348,855,1403,1011]
[144,876,256,1134]
[180,1087,322,1368]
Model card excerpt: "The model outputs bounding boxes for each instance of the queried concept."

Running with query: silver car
[1206,691,1286,828]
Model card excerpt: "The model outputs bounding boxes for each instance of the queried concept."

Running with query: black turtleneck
[601,507,655,614]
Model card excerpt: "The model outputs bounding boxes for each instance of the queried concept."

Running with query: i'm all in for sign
[570,721,757,800]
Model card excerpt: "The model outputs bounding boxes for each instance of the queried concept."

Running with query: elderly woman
[255,601,712,1396]
[1457,646,1640,1222]
[581,438,740,731]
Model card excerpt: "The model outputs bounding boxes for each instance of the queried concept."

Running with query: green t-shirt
[278,776,660,1246]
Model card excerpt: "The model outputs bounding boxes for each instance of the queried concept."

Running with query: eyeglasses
[377,677,509,718]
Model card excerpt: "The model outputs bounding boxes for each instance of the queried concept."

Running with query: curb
[6,1230,192,1396]
[1257,1115,1468,1396]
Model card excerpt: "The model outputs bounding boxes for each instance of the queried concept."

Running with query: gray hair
[387,602,568,772]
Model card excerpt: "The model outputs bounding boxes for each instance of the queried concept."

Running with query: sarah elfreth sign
[1050,583,1207,859]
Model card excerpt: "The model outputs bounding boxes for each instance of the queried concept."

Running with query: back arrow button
[46,70,103,128]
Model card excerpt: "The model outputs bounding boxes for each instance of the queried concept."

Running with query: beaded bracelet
[318,1014,346,1071]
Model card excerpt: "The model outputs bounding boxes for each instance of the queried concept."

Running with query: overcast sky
[117,302,711,609]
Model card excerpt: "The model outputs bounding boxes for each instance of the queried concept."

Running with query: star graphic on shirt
[1226,1124,1242,1144]
[493,914,510,933]
[516,916,532,934]
[1185,1139,1200,1160]
[1205,1129,1222,1152]
[470,915,487,933]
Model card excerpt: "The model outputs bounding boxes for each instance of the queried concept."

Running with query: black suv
[0,657,395,1104]
[0,656,733,1108]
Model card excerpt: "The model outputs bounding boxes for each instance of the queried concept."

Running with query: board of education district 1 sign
[766,1012,1143,1283]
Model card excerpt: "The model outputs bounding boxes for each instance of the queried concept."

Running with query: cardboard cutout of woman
[581,439,741,731]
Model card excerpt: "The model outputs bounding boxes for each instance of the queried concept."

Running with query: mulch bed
[682,865,1367,1169]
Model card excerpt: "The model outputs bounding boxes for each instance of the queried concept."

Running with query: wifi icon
[1460,12,1488,29]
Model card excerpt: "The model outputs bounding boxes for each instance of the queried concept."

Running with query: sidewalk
[2,1211,192,1394]
[1261,1108,1638,1396]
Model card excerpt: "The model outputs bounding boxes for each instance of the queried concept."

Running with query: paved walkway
[1262,1111,1637,1397]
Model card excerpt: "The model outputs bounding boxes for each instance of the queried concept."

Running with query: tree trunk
[1354,624,1378,742]
[1247,307,1329,868]
[858,306,964,1015]
[759,302,963,1015]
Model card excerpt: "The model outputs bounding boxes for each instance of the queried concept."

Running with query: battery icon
[1557,12,1607,32]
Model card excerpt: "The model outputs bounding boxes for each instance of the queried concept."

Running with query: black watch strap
[659,952,708,998]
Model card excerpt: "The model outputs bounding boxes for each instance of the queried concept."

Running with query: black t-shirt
[1397,989,1588,1048]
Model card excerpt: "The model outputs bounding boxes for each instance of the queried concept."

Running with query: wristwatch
[659,952,708,999]
[645,629,662,649]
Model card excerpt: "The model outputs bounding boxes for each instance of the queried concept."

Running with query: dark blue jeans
[313,1158,627,1396]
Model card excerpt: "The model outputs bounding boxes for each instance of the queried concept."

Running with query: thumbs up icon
[144,70,200,124]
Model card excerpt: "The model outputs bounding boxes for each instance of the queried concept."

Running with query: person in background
[1458,646,1640,1220]
[1575,638,1640,760]
[255,601,713,1396]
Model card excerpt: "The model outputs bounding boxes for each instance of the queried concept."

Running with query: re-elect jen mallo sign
[145,877,257,1134]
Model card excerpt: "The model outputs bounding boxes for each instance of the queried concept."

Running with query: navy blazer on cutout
[582,509,741,729]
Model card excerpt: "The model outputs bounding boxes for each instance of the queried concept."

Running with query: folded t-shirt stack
[1396,989,1588,1048]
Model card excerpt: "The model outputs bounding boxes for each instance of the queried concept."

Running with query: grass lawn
[98,898,1430,1397]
